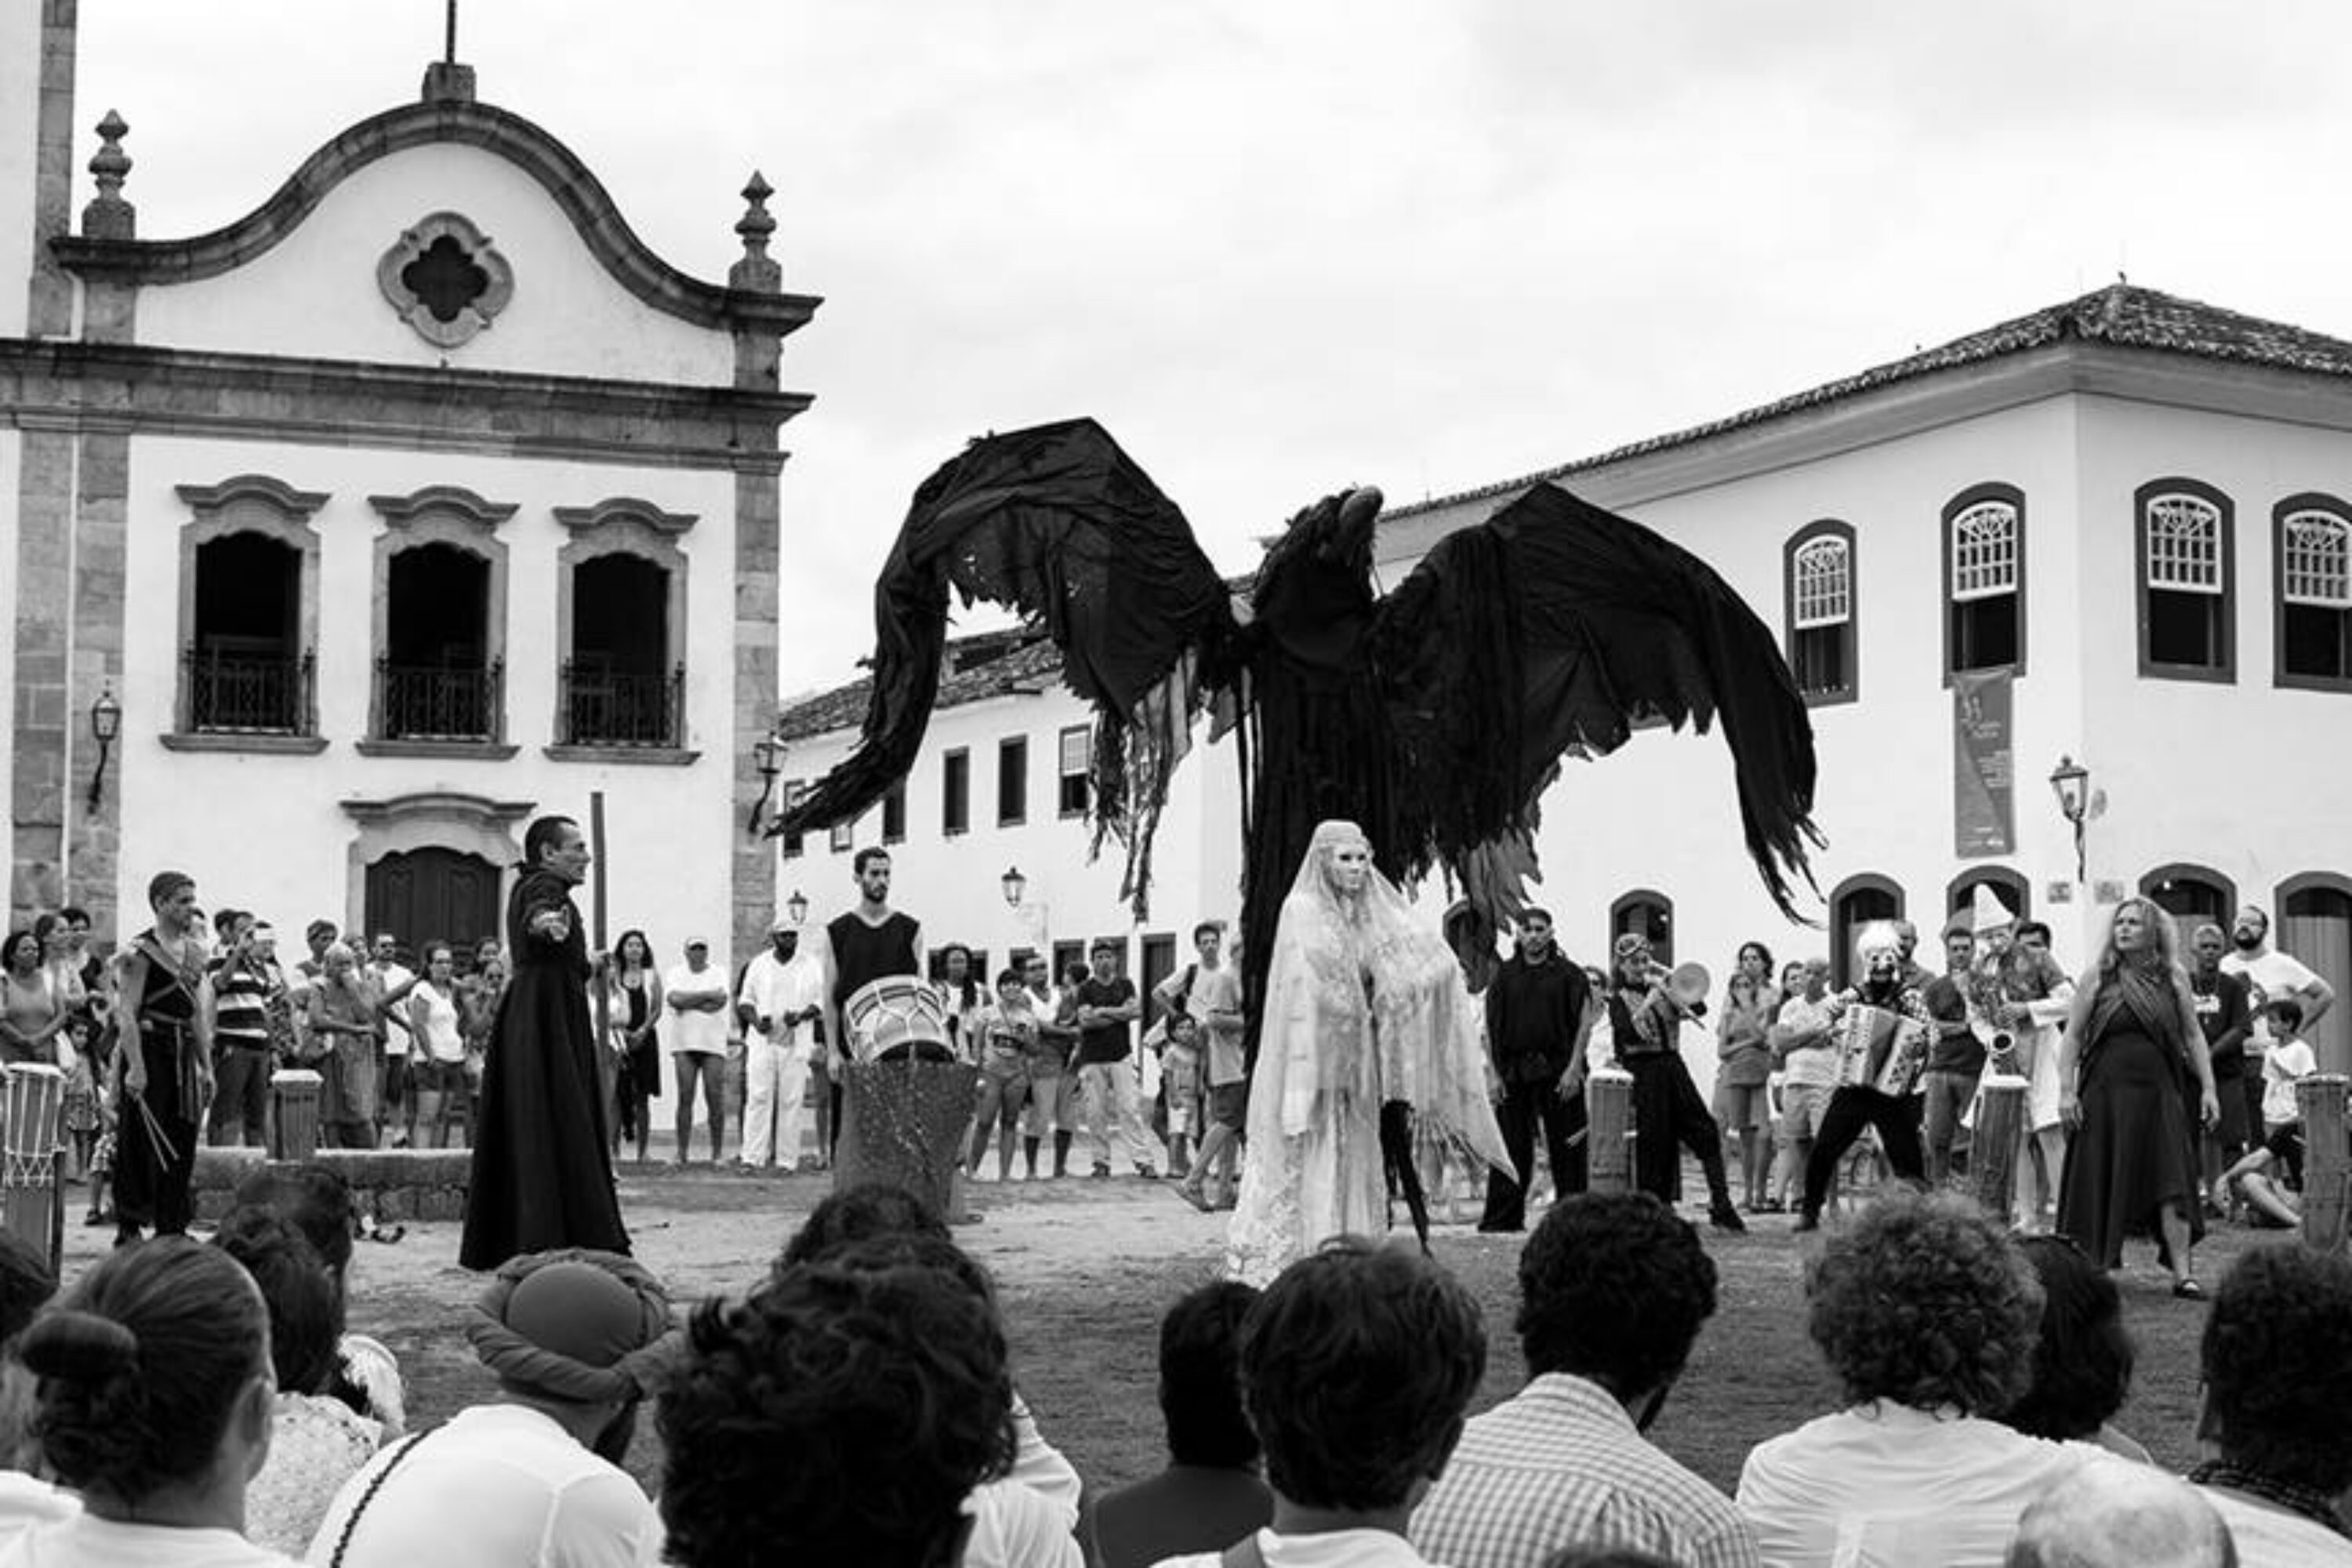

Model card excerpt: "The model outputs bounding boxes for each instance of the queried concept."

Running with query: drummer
[818,849,924,1149]
[1794,923,1929,1232]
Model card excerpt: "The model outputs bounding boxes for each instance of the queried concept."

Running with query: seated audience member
[5,1237,295,1565]
[660,1245,1016,1568]
[1737,1191,2083,1567]
[1997,1236,2147,1463]
[1091,1282,1272,1568]
[0,1232,65,1519]
[307,1250,670,1568]
[782,1183,1083,1530]
[2005,1457,2235,1568]
[2190,1244,2352,1561]
[231,1164,405,1435]
[1543,1552,1682,1568]
[1158,1238,1488,1568]
[1414,1194,1759,1568]
[213,1210,383,1556]
[2216,1120,2314,1229]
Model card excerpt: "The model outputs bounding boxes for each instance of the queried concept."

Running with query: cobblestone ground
[60,1159,2262,1501]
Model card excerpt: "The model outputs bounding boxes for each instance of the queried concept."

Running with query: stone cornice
[48,99,821,339]
[338,789,535,824]
[368,484,519,532]
[0,339,807,474]
[174,474,332,518]
[553,497,699,537]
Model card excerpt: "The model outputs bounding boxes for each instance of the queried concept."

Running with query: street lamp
[2049,755,2089,884]
[747,731,785,835]
[1000,866,1027,908]
[786,887,808,927]
[86,687,122,812]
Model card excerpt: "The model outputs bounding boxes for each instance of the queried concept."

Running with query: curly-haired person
[2,1236,295,1565]
[1995,1236,2148,1464]
[658,1248,1016,1568]
[1737,1191,2094,1568]
[1160,1237,1487,1568]
[2189,1244,2352,1561]
[1414,1194,1759,1568]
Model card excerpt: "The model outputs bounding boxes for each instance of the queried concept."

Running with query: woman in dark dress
[2056,897,2219,1296]
[459,815,630,1270]
[604,929,662,1167]
[114,870,213,1247]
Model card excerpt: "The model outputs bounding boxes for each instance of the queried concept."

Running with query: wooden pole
[1967,1073,2027,1224]
[1587,1067,1635,1196]
[2299,1073,2349,1254]
[590,792,613,1148]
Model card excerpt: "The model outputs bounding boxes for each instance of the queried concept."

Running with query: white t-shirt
[0,1515,297,1567]
[661,963,731,1056]
[1154,1527,1443,1568]
[1775,994,1842,1091]
[2200,1487,2352,1565]
[735,949,828,1052]
[304,1404,662,1568]
[371,964,419,1058]
[2223,947,2321,1053]
[2263,1037,2318,1126]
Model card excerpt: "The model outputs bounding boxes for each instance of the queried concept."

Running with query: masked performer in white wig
[1225,821,1511,1285]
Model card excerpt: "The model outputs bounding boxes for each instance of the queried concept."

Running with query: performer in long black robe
[460,815,630,1270]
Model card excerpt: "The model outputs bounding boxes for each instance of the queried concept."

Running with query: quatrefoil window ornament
[377,212,514,349]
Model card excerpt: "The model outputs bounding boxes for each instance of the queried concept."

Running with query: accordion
[1835,1004,1925,1096]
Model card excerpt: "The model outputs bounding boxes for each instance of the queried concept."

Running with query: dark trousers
[208,1044,272,1147]
[1482,1078,1587,1230]
[115,1029,198,1236]
[1625,1051,1733,1206]
[1801,1086,1925,1218]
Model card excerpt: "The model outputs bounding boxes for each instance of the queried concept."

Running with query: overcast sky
[75,1,2352,699]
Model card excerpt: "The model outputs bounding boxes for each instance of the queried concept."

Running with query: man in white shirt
[308,1250,670,1568]
[367,933,420,1149]
[2220,904,2336,1127]
[734,919,827,1172]
[663,938,731,1165]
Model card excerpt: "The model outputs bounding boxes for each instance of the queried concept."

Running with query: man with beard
[2220,904,2334,1146]
[1795,923,1929,1232]
[1477,909,1594,1233]
[735,918,826,1172]
[1606,934,1744,1232]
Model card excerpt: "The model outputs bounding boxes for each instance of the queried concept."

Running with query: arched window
[172,476,326,747]
[1608,889,1675,967]
[365,486,514,752]
[1947,866,2031,927]
[2136,479,2234,681]
[1828,873,1905,990]
[1943,485,2024,678]
[2274,495,2352,691]
[1783,521,1857,706]
[2278,872,2352,1074]
[2138,863,2237,929]
[554,497,695,753]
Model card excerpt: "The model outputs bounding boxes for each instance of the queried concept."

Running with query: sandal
[367,1222,407,1245]
[2172,1277,2205,1301]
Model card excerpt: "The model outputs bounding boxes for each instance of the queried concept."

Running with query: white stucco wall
[112,431,742,976]
[133,142,735,387]
[0,5,42,342]
[0,429,19,837]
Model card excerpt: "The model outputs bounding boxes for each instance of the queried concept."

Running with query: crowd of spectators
[0,1179,2336,1566]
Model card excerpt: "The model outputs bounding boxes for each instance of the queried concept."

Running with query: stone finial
[729,170,781,292]
[422,60,477,103]
[82,110,134,240]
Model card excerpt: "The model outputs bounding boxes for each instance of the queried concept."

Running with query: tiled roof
[776,630,1066,743]
[1388,283,2352,520]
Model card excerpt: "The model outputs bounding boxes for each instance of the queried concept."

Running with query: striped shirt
[1410,1374,1760,1568]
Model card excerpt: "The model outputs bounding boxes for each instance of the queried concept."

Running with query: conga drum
[1585,1066,1635,1196]
[835,978,977,1218]
[1965,1072,2028,1221]
[843,978,955,1065]
[270,1069,323,1161]
[2299,1073,2350,1254]
[2,1064,64,1271]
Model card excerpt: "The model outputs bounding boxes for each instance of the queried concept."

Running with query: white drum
[843,978,953,1065]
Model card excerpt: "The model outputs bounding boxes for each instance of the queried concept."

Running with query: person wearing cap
[662,936,730,1165]
[307,1249,670,1568]
[734,916,826,1172]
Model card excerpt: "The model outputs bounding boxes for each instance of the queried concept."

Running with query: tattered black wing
[779,417,1236,908]
[1373,481,1822,952]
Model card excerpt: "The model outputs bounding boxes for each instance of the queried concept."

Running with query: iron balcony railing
[182,646,315,735]
[376,655,503,742]
[558,662,684,748]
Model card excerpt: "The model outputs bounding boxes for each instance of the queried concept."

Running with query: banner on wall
[1953,670,2014,858]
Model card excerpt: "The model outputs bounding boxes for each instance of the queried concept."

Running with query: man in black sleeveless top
[820,849,924,1150]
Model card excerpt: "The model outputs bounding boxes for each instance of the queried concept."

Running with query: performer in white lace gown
[1226,821,1510,1285]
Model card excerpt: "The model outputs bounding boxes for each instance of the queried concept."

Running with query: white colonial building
[3,9,816,978]
[781,285,2352,1075]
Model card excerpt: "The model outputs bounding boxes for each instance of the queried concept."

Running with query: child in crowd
[1160,1011,1203,1181]
[58,1012,103,1190]
[2260,997,2316,1137]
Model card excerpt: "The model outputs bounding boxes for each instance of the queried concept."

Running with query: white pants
[740,1037,810,1167]
[1079,1059,1160,1172]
